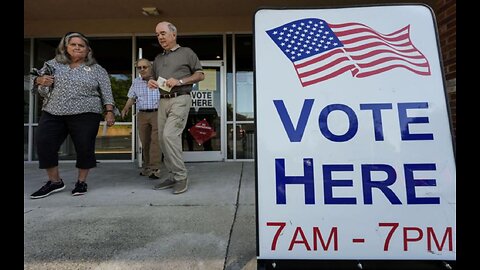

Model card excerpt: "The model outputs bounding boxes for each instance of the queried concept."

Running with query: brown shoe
[139,168,151,176]
[148,169,161,179]
[153,179,175,190]
[173,179,188,194]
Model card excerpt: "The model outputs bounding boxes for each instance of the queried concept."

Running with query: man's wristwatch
[178,79,184,85]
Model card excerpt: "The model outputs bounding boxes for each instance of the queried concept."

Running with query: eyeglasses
[136,66,149,70]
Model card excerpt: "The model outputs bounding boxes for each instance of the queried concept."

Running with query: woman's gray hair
[55,32,96,66]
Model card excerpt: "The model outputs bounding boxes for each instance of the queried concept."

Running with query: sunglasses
[64,32,87,39]
[136,66,149,70]
[64,32,90,46]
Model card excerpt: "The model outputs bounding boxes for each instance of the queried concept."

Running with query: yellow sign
[199,69,216,91]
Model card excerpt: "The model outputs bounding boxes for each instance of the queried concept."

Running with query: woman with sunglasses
[30,32,117,199]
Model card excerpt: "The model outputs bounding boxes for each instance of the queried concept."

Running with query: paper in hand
[157,76,172,92]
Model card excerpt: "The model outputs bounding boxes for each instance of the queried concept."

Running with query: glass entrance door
[182,61,225,161]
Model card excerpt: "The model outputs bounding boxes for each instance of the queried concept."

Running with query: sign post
[254,4,456,268]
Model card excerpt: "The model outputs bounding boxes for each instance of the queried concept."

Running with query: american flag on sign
[266,18,431,87]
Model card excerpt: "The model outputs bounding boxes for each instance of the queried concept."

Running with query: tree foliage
[109,74,132,122]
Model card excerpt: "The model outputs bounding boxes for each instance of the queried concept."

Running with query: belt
[160,92,189,99]
[139,109,158,112]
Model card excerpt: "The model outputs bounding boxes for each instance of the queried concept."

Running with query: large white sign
[255,5,456,260]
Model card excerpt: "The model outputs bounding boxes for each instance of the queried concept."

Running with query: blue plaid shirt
[127,76,160,111]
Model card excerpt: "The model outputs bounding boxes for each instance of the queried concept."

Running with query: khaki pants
[138,111,161,170]
[157,94,191,181]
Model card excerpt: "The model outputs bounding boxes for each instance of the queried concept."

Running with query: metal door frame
[183,60,225,162]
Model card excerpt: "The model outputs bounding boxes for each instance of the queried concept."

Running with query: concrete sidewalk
[24,162,456,270]
[24,161,257,270]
